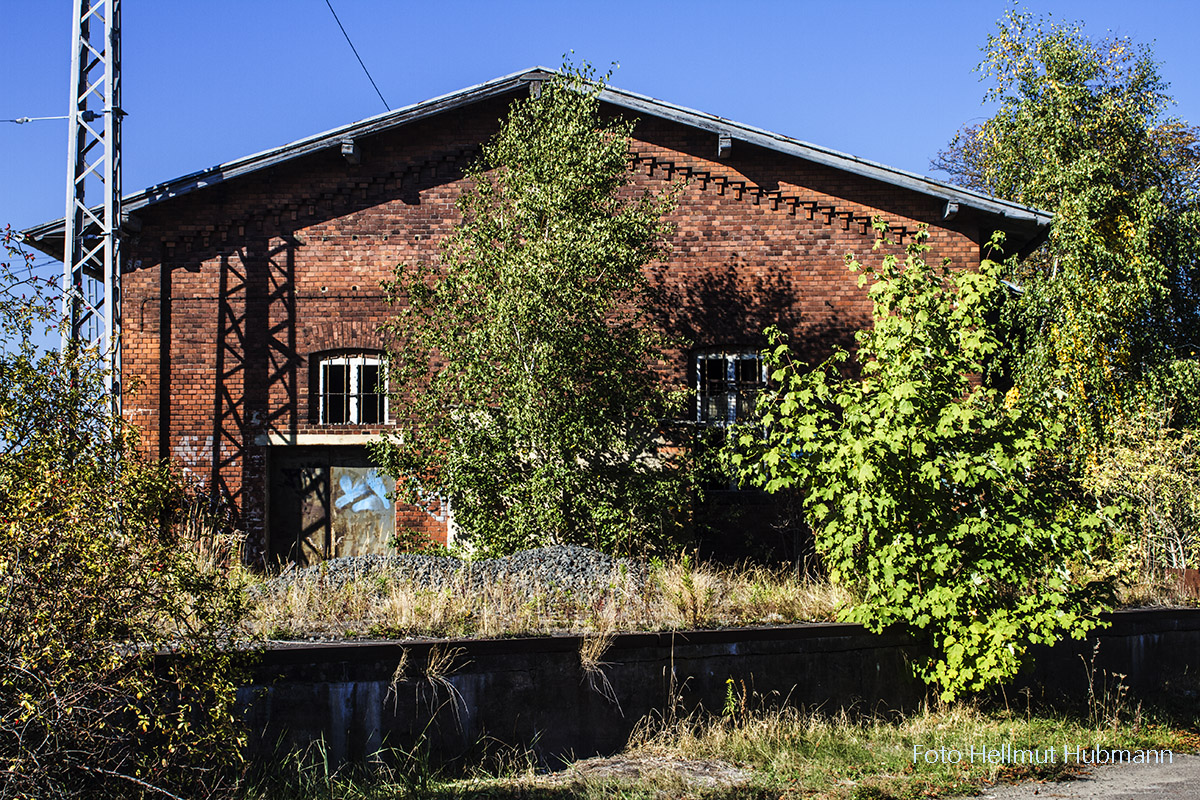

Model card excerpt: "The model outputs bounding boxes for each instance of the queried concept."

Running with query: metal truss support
[62,0,122,418]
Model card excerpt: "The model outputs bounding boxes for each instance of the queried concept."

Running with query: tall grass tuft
[245,555,850,642]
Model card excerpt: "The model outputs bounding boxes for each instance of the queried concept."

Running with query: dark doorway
[268,445,396,565]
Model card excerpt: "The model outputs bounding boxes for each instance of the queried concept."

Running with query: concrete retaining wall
[240,609,1200,766]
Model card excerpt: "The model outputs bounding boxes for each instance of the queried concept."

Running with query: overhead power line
[3,115,70,124]
[323,0,390,111]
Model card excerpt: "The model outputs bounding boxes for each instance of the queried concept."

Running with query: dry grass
[1115,574,1200,608]
[579,632,620,711]
[238,554,1199,799]
[303,696,1192,800]
[242,551,1196,645]
[244,556,852,642]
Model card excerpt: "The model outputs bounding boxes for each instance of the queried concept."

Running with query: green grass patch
[238,695,1197,799]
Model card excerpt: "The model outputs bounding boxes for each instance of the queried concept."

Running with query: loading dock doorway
[268,446,395,565]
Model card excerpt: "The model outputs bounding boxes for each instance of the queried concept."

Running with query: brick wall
[122,91,985,563]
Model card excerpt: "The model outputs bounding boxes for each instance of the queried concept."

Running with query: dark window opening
[695,350,766,425]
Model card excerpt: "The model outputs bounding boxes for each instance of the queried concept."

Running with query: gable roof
[21,67,1051,255]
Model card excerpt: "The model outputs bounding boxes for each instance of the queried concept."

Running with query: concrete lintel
[254,432,382,447]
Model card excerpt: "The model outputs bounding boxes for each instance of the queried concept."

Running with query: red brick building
[23,68,1050,565]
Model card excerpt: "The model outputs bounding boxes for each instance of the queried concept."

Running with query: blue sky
[3,0,1199,281]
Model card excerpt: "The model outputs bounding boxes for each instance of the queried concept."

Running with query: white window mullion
[725,355,737,426]
[348,361,360,424]
[693,349,768,427]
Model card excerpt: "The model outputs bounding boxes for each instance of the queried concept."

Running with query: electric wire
[323,0,390,111]
[2,115,69,124]
[3,259,57,279]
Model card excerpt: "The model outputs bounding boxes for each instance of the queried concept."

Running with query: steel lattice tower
[62,0,122,416]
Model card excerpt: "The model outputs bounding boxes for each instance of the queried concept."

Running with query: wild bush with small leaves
[0,228,250,799]
[935,9,1200,452]
[1086,408,1200,578]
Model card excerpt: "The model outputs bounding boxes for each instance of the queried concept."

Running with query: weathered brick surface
[122,90,986,562]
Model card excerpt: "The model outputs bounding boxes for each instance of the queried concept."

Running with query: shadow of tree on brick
[645,252,856,362]
[641,257,856,565]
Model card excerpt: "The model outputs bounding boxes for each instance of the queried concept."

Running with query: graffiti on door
[331,466,395,557]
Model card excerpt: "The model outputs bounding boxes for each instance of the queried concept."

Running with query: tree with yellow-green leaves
[935,8,1200,454]
[726,226,1114,700]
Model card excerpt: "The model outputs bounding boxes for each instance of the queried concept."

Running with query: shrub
[1087,407,1200,579]
[0,228,250,798]
[727,226,1114,700]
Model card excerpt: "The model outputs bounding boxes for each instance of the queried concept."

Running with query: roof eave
[22,66,1052,257]
[20,67,547,257]
[593,83,1054,235]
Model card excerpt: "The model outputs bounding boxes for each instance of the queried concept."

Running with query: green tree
[0,227,250,798]
[934,8,1200,450]
[1085,407,1200,578]
[727,227,1113,700]
[372,65,694,557]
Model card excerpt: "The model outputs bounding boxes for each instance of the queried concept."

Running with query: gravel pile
[259,544,646,598]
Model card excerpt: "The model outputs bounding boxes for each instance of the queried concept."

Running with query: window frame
[314,352,389,426]
[693,349,768,426]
